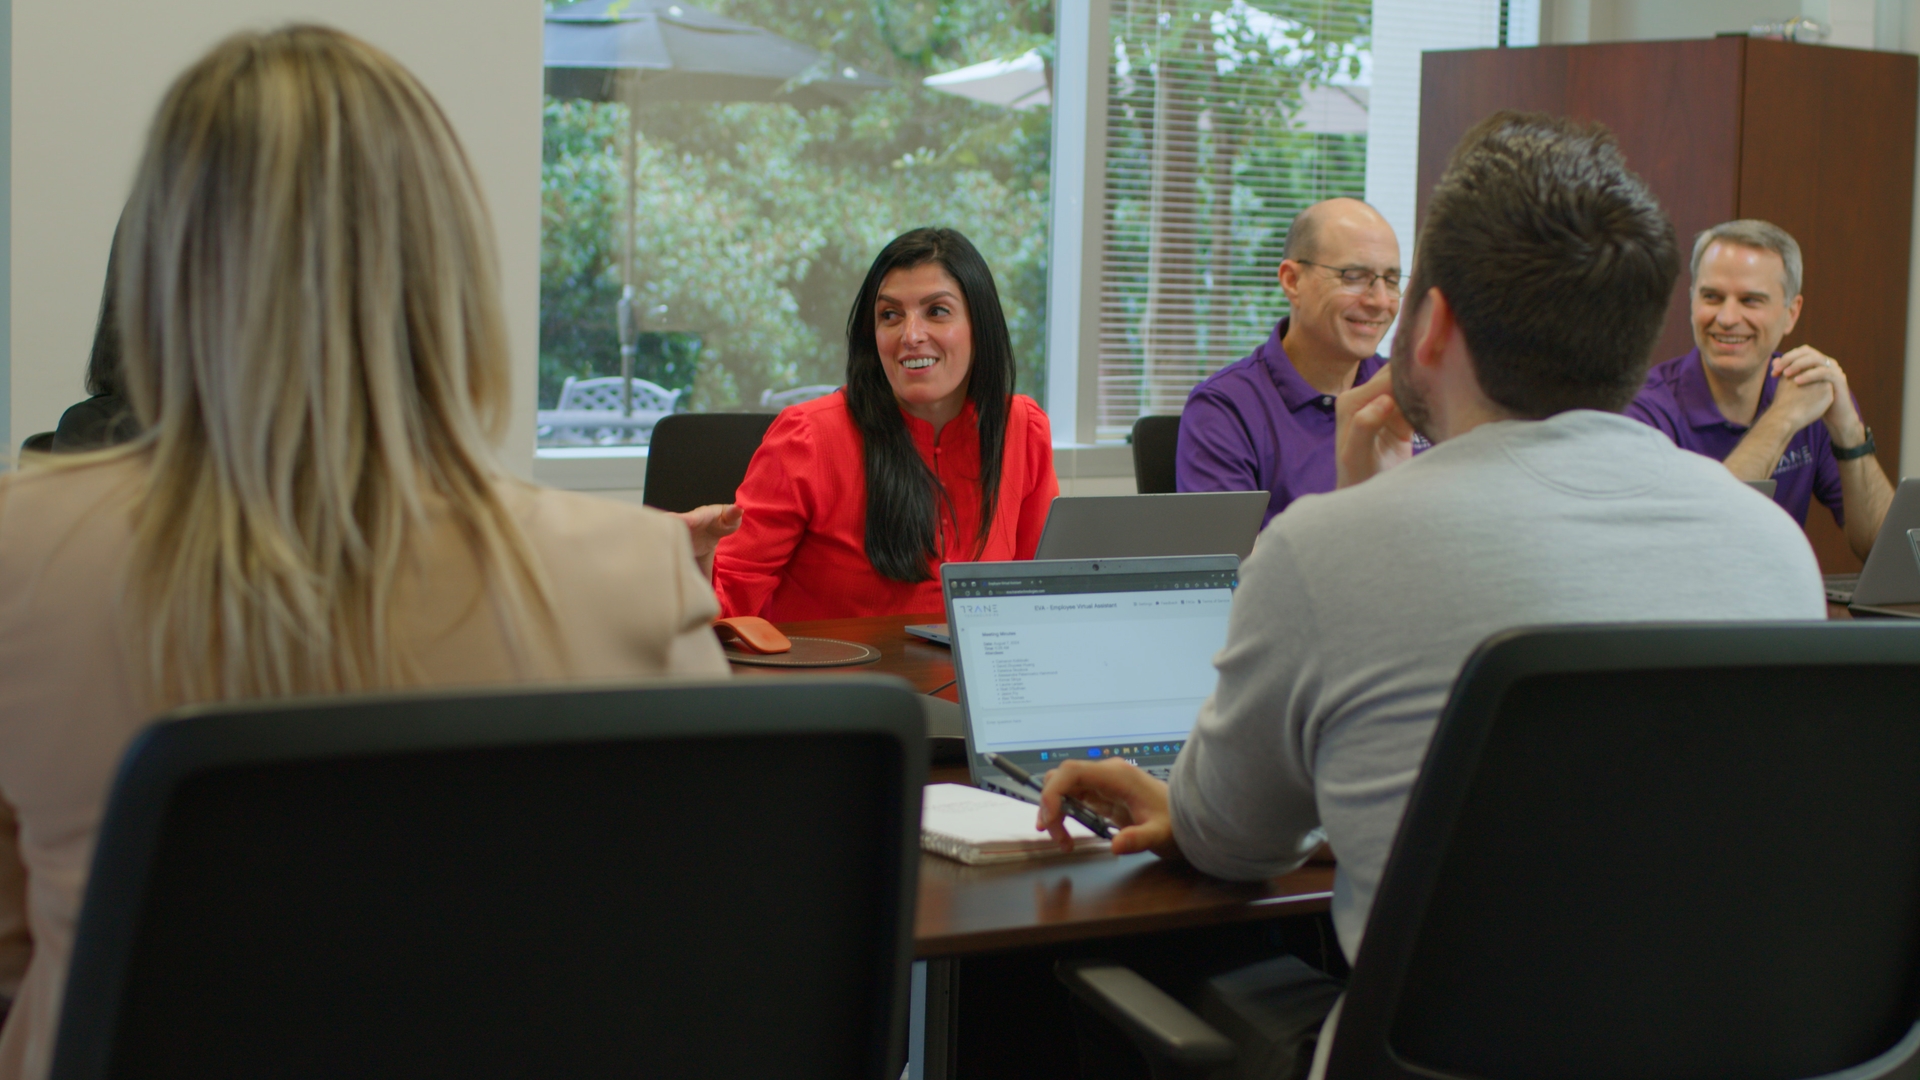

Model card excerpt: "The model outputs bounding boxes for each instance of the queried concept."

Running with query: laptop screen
[945,557,1236,783]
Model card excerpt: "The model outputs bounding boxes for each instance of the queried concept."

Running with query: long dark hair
[845,228,1016,583]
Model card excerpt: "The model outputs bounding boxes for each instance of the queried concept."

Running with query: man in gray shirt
[1039,112,1827,969]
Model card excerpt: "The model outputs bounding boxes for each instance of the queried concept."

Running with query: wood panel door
[1420,40,1745,365]
[1738,39,1917,570]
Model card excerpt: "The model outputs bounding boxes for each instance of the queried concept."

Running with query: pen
[986,752,1115,840]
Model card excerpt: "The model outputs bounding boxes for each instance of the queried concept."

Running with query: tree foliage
[540,0,1056,413]
[1101,0,1370,425]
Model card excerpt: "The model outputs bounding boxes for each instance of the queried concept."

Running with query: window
[538,0,1057,451]
[1093,0,1371,441]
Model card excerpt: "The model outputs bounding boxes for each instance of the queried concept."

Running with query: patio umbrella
[544,0,889,417]
[923,50,1051,111]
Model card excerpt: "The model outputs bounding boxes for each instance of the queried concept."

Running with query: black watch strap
[1833,427,1876,461]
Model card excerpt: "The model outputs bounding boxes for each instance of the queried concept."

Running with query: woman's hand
[1036,757,1183,859]
[675,503,742,578]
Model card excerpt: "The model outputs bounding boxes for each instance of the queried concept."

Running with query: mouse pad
[723,637,881,667]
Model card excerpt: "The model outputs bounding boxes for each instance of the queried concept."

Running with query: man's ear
[1277,259,1302,300]
[1408,287,1456,369]
[1782,292,1804,337]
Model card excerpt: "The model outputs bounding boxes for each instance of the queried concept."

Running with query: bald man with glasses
[1176,198,1405,525]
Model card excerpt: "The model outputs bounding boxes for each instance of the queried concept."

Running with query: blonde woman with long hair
[0,27,728,1078]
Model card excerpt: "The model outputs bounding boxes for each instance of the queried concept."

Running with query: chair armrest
[1056,960,1234,1067]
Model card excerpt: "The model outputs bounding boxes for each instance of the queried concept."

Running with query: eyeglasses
[1294,260,1402,296]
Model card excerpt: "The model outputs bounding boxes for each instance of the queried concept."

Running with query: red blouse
[713,392,1058,620]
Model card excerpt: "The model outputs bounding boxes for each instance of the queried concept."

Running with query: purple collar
[1676,347,1779,432]
[1260,317,1383,412]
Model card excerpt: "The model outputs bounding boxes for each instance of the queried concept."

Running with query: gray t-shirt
[1167,410,1828,961]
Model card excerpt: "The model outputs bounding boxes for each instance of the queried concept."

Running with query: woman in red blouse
[711,228,1058,620]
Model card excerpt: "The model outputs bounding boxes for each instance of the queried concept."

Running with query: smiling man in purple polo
[1626,220,1893,558]
[1175,198,1402,526]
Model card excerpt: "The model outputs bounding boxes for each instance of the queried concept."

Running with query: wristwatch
[1833,427,1876,461]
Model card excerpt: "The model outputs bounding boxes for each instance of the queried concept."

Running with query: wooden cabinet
[1418,39,1917,571]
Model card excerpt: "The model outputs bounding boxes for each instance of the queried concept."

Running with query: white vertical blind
[1094,0,1372,440]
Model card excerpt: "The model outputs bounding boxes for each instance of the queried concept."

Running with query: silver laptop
[1824,478,1920,606]
[1033,491,1269,561]
[941,555,1238,797]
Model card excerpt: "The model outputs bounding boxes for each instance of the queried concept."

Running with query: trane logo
[1775,446,1815,475]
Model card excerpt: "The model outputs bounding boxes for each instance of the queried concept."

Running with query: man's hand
[674,503,742,578]
[1036,758,1182,859]
[1766,347,1844,439]
[1773,346,1866,447]
[1335,365,1415,489]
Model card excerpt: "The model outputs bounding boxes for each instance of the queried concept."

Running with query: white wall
[7,0,541,475]
[1364,0,1505,321]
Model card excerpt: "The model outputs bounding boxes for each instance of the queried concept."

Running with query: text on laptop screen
[950,567,1235,764]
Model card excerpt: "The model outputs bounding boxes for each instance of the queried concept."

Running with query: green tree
[539,0,1056,419]
[539,0,1372,441]
[1102,0,1370,426]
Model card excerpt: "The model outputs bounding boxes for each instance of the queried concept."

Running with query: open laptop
[1824,478,1920,607]
[941,555,1238,798]
[905,492,1264,646]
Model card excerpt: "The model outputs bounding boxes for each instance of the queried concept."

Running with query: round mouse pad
[724,636,881,668]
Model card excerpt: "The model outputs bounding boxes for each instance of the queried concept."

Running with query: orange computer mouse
[712,616,792,654]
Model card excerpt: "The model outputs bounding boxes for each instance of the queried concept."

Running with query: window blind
[1095,0,1372,441]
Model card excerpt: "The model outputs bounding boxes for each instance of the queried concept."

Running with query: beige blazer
[0,456,728,1080]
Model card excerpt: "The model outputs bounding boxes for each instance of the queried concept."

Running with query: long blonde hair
[114,25,551,706]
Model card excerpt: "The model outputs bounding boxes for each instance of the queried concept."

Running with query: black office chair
[642,412,778,512]
[1062,622,1920,1080]
[52,677,925,1080]
[18,431,54,455]
[1131,415,1181,494]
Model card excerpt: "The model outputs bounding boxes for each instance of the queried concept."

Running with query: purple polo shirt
[1175,318,1386,526]
[1625,349,1844,526]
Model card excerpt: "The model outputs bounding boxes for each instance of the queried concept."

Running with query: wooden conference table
[727,613,1338,957]
[731,613,1334,1077]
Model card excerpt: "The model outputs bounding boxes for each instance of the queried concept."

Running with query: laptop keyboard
[1825,573,1860,604]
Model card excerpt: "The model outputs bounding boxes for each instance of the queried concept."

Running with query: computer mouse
[712,615,792,654]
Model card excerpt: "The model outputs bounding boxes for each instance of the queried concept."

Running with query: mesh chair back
[53,678,924,1080]
[1131,415,1181,494]
[1329,623,1920,1080]
[643,412,778,512]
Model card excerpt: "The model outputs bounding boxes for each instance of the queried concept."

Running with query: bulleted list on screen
[954,590,1232,751]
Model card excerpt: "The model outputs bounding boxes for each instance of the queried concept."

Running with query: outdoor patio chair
[759,384,839,411]
[538,375,684,445]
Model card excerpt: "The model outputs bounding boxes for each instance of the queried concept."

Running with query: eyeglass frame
[1291,259,1403,296]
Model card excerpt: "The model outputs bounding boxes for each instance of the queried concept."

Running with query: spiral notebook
[920,783,1110,865]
